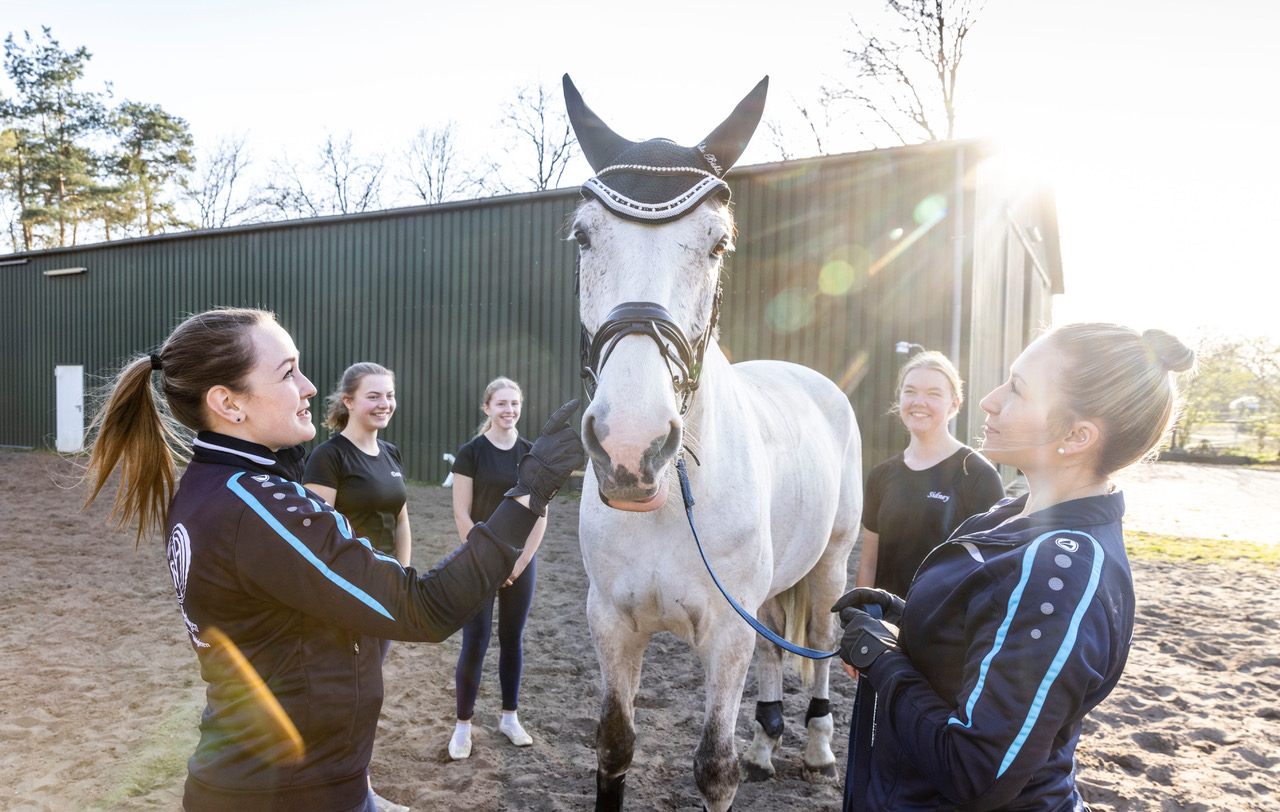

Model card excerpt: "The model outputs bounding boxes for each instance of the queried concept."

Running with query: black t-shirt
[452,434,532,523]
[302,434,407,555]
[862,445,1004,598]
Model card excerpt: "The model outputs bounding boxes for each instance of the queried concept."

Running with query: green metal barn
[0,139,1061,482]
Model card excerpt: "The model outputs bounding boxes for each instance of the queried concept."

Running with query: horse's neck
[683,346,737,454]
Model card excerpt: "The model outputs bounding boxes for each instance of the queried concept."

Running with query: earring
[1056,447,1065,455]
[236,417,243,423]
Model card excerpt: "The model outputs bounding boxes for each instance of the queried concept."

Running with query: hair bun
[1142,329,1196,374]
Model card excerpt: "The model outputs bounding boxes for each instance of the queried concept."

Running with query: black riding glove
[831,587,905,626]
[505,399,586,516]
[836,607,900,671]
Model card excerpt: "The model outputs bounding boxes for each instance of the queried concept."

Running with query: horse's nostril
[582,414,604,457]
[638,421,682,484]
[660,421,681,461]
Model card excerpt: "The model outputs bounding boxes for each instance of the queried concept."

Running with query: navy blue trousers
[455,555,536,719]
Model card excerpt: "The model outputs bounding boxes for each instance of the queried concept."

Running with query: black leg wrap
[805,697,831,724]
[755,700,784,739]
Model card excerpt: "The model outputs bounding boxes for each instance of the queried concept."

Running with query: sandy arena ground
[1,451,1277,811]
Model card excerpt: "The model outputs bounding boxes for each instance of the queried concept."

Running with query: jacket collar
[191,432,305,481]
[965,490,1126,544]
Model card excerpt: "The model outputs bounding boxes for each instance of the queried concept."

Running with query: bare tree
[484,82,578,194]
[263,132,384,219]
[402,122,475,205]
[765,93,840,161]
[827,0,983,146]
[181,133,260,229]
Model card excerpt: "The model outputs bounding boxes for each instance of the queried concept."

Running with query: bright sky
[6,0,1278,343]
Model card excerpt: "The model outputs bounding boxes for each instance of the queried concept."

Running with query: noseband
[579,290,721,418]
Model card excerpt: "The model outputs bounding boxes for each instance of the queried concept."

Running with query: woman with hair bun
[835,323,1195,811]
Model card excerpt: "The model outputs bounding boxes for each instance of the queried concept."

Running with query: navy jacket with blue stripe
[863,490,1133,811]
[166,433,537,812]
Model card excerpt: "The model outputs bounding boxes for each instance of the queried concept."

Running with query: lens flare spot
[765,288,815,334]
[914,194,949,225]
[889,227,904,240]
[819,260,856,296]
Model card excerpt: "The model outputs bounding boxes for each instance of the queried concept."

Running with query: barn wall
[0,194,583,482]
[1,142,1058,484]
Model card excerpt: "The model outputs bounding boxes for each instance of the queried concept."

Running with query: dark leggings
[455,554,536,719]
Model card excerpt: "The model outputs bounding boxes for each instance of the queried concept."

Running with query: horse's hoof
[741,761,775,782]
[802,761,839,784]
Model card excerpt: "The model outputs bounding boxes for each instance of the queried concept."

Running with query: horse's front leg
[694,614,756,812]
[801,541,856,782]
[741,597,784,782]
[589,588,651,812]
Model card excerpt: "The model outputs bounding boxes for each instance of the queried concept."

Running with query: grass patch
[91,696,200,809]
[1125,530,1280,568]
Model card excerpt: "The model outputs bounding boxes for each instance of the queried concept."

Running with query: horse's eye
[573,228,591,250]
[711,237,730,258]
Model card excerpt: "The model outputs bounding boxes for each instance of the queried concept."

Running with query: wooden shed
[0,139,1061,482]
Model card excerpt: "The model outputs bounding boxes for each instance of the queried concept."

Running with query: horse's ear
[564,74,634,174]
[697,76,769,176]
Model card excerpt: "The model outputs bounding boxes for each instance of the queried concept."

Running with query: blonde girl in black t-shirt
[856,351,1003,598]
[447,377,548,759]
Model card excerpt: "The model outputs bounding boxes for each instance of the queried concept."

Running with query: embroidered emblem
[1054,537,1079,553]
[167,523,209,648]
[927,491,951,502]
[697,142,724,174]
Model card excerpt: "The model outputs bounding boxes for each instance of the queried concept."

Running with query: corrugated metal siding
[1,195,583,481]
[2,142,1057,482]
[724,144,981,469]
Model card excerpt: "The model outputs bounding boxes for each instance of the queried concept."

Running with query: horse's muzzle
[598,478,670,512]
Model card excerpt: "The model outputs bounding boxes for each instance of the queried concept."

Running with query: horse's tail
[777,580,816,687]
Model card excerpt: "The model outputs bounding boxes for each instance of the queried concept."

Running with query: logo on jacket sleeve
[167,523,209,648]
[1054,537,1080,553]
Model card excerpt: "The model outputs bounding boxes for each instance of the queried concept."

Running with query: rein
[676,458,839,660]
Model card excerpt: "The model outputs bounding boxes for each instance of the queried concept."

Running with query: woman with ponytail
[84,309,584,812]
[446,377,546,759]
[835,323,1195,811]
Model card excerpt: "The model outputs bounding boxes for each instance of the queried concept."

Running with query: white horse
[564,75,863,812]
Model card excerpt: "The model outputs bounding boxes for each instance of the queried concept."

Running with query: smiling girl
[447,377,547,759]
[305,363,410,568]
[856,351,1004,598]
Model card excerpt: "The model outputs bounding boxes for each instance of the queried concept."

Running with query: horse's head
[564,74,767,512]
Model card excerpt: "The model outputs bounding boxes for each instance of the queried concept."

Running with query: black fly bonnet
[563,74,768,415]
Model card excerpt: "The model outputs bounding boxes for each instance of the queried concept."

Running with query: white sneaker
[448,723,472,760]
[499,713,533,747]
[371,790,410,812]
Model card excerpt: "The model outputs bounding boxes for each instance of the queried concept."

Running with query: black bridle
[573,241,838,663]
[578,287,722,418]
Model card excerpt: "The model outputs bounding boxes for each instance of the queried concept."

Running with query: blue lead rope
[676,457,838,660]
[676,456,873,808]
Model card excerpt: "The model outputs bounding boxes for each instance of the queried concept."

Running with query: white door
[55,365,85,453]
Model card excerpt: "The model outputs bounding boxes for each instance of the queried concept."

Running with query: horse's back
[731,358,860,450]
